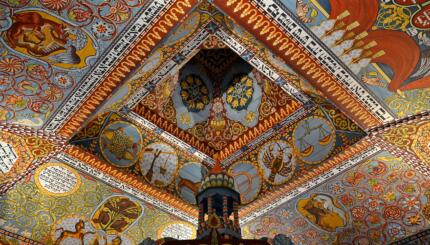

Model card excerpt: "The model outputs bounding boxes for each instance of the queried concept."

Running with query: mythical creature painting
[3,11,96,69]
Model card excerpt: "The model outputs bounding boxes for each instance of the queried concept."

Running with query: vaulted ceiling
[0,0,430,244]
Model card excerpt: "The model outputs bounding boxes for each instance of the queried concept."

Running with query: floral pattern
[225,74,254,110]
[0,0,145,127]
[180,75,210,112]
[243,151,430,244]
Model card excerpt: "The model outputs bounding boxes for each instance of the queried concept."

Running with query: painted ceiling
[0,0,430,244]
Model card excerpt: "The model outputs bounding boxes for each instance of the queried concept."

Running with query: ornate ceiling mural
[0,160,195,244]
[278,0,430,118]
[0,0,149,128]
[71,112,209,206]
[226,98,365,204]
[0,0,429,244]
[242,150,430,244]
[135,48,302,155]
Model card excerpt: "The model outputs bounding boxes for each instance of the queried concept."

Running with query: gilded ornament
[180,75,210,112]
[226,74,254,110]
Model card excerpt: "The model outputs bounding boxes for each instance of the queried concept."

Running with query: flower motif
[404,213,422,225]
[0,75,12,90]
[53,73,74,89]
[293,218,307,227]
[340,194,353,206]
[99,1,131,23]
[0,57,25,73]
[385,222,406,239]
[245,111,255,123]
[179,113,192,126]
[69,7,92,22]
[6,94,23,105]
[401,197,420,211]
[40,0,71,10]
[351,206,367,220]
[328,181,345,194]
[383,192,397,202]
[92,20,114,39]
[226,74,254,110]
[383,206,402,219]
[27,64,49,79]
[366,213,383,225]
[180,75,209,112]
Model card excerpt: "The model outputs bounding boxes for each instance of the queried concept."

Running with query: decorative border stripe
[0,228,43,245]
[214,0,391,129]
[61,147,198,223]
[239,139,376,223]
[368,110,430,135]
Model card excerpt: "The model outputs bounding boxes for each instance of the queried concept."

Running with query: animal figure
[54,219,95,245]
[262,143,293,183]
[5,11,80,64]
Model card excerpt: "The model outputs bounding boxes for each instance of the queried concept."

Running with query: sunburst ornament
[226,74,254,110]
[180,75,210,112]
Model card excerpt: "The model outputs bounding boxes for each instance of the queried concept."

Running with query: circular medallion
[34,162,81,196]
[91,195,143,235]
[180,74,209,112]
[99,121,143,167]
[140,143,178,187]
[157,221,196,240]
[228,161,262,204]
[225,74,254,110]
[293,116,335,164]
[176,162,207,204]
[258,140,296,185]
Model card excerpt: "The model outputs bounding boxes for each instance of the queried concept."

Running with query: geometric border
[0,227,43,245]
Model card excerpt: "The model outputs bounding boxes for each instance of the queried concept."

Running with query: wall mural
[242,151,430,245]
[226,97,365,204]
[279,0,430,118]
[0,160,195,244]
[0,0,146,127]
[71,112,207,205]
